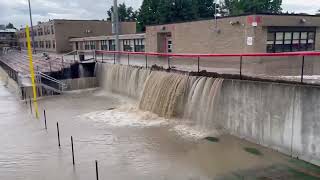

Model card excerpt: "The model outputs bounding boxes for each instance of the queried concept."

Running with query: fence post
[102,53,104,63]
[301,55,305,83]
[145,54,148,68]
[197,56,200,73]
[95,160,99,180]
[240,56,243,80]
[113,53,116,64]
[43,109,47,130]
[56,122,61,147]
[128,53,130,65]
[29,96,32,114]
[71,136,75,165]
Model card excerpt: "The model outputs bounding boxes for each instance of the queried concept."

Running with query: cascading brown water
[97,63,150,99]
[139,71,188,118]
[183,77,224,130]
[97,63,224,132]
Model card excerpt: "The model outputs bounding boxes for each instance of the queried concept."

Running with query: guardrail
[93,50,320,85]
[36,71,67,92]
[0,59,19,83]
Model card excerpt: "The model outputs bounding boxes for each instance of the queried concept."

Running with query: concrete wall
[216,79,320,166]
[62,77,98,91]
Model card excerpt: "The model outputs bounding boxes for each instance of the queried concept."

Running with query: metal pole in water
[29,96,32,114]
[71,136,75,165]
[102,53,104,63]
[240,56,243,80]
[56,122,61,147]
[197,56,200,73]
[43,109,47,130]
[167,56,170,69]
[95,160,99,180]
[145,54,148,68]
[113,53,116,64]
[128,53,130,65]
[301,56,305,83]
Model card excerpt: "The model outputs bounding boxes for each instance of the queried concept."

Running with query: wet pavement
[1,77,320,179]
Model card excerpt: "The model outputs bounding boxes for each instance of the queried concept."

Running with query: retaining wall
[62,77,98,91]
[217,80,320,166]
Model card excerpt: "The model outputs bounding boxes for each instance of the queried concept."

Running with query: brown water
[1,65,319,179]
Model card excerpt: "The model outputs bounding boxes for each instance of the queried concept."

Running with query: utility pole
[113,0,120,62]
[27,0,36,53]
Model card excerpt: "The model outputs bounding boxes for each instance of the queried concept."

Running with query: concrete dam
[96,63,320,166]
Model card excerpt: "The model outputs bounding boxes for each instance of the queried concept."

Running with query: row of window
[20,40,55,49]
[17,25,54,38]
[76,39,145,52]
[266,31,315,53]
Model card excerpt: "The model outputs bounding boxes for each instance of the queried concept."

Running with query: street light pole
[113,0,120,62]
[27,0,36,53]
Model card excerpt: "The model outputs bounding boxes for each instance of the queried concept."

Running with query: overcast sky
[0,0,319,28]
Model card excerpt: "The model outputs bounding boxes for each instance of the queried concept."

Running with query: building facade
[70,33,145,52]
[0,28,17,49]
[17,20,136,53]
[145,14,320,54]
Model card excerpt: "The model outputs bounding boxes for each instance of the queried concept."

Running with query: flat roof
[69,33,145,42]
[0,29,17,33]
[146,13,320,27]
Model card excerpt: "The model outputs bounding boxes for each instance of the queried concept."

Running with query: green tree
[6,23,15,29]
[220,0,282,16]
[137,0,159,31]
[107,3,137,21]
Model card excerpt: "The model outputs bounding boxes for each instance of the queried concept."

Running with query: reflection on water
[0,79,318,179]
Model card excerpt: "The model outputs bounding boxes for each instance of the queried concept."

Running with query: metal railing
[93,50,320,85]
[35,71,67,92]
[0,59,19,83]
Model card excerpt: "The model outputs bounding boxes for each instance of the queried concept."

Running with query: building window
[34,41,38,48]
[90,41,95,50]
[38,28,43,36]
[109,40,115,51]
[134,39,145,52]
[267,27,316,53]
[39,41,44,48]
[123,39,133,51]
[51,25,54,34]
[84,41,95,50]
[75,42,79,50]
[101,40,108,50]
[52,40,55,49]
[167,39,173,53]
[84,42,89,50]
[48,41,51,48]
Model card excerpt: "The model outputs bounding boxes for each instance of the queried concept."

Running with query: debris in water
[244,147,263,156]
[107,107,115,110]
[204,137,219,142]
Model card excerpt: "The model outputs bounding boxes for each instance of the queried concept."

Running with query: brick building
[69,33,145,52]
[0,28,17,49]
[17,19,136,53]
[145,14,320,54]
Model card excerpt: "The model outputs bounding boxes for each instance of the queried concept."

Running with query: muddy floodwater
[1,78,320,179]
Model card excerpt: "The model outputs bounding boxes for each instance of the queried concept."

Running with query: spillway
[95,63,320,166]
[96,63,225,133]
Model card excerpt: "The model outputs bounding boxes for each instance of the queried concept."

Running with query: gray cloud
[0,0,319,28]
